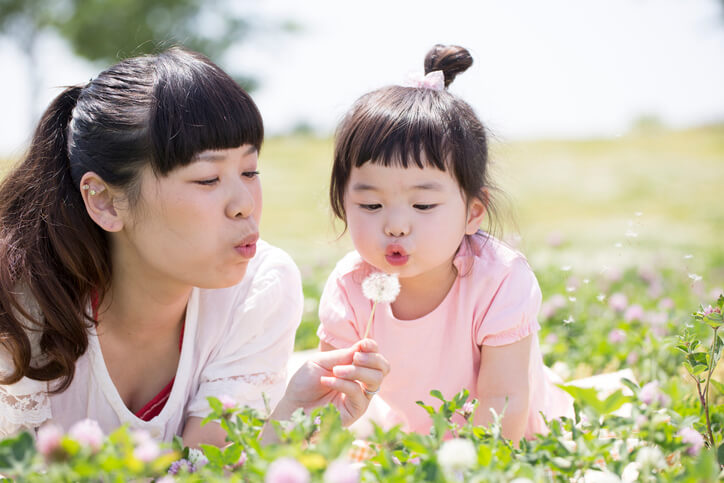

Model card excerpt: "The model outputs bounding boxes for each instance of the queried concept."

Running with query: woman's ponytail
[0,85,110,392]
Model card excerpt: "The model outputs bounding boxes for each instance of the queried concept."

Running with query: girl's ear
[79,172,124,232]
[464,191,488,235]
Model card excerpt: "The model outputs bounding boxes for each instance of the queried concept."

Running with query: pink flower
[608,293,628,312]
[545,333,558,345]
[677,427,705,456]
[134,440,161,462]
[624,304,644,322]
[233,451,247,469]
[324,459,359,483]
[266,457,310,483]
[408,456,421,465]
[658,298,674,310]
[639,381,669,406]
[69,419,103,451]
[546,231,565,247]
[462,401,475,415]
[702,305,721,316]
[626,352,639,365]
[608,329,626,344]
[36,424,63,457]
[219,394,237,411]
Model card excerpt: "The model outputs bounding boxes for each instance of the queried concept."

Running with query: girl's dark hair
[0,46,263,392]
[330,44,497,231]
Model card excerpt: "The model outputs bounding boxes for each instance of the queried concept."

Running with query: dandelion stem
[363,301,378,339]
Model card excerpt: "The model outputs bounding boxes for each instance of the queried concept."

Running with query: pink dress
[317,233,573,437]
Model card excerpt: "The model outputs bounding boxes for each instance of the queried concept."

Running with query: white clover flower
[635,446,665,470]
[362,272,400,304]
[437,438,476,471]
[188,447,209,468]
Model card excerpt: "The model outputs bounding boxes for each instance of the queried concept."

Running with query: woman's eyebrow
[193,146,257,162]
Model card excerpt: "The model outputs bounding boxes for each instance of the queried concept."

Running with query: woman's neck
[391,256,458,320]
[98,243,192,343]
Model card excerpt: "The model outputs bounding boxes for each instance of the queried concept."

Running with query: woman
[0,47,388,447]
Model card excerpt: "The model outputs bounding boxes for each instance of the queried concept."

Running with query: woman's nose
[226,182,255,219]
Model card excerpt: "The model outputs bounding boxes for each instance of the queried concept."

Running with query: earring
[81,184,99,196]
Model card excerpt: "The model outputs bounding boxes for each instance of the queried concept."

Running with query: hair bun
[424,44,472,87]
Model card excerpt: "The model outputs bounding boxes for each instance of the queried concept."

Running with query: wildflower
[232,451,248,469]
[624,305,644,322]
[626,352,639,365]
[596,293,606,303]
[702,305,721,316]
[323,459,359,483]
[546,231,564,247]
[156,477,176,483]
[134,439,161,463]
[677,427,705,456]
[560,265,572,272]
[639,381,669,406]
[563,315,575,324]
[36,423,63,458]
[658,298,674,310]
[68,419,103,451]
[462,401,475,415]
[168,459,195,475]
[361,272,400,338]
[437,438,476,471]
[688,273,702,282]
[635,446,665,470]
[408,456,421,465]
[266,457,310,483]
[608,293,628,312]
[608,329,626,344]
[219,394,237,411]
[188,447,209,468]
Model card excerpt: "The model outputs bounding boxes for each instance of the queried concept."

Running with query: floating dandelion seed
[361,272,401,338]
[683,254,693,260]
[688,273,702,282]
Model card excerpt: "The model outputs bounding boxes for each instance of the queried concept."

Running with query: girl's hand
[274,339,390,426]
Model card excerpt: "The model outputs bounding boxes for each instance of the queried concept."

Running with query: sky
[1,0,723,157]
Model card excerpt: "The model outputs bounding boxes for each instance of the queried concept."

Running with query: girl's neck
[391,256,457,320]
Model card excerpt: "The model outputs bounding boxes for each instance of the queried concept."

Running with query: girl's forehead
[348,162,457,191]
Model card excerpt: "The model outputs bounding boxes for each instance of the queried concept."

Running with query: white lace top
[0,240,303,441]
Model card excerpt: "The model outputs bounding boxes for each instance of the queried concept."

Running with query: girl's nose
[226,182,255,219]
[384,216,410,238]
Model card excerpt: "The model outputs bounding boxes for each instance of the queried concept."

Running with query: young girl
[0,46,389,446]
[318,45,572,441]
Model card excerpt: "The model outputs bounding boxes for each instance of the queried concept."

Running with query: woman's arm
[475,334,532,445]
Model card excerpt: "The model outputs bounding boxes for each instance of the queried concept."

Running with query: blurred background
[1,0,723,347]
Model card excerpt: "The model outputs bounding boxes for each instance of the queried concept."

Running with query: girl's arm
[475,334,532,444]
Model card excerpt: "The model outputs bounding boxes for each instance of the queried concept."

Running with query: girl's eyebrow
[351,182,444,191]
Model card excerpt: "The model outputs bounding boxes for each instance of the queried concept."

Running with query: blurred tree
[0,0,273,91]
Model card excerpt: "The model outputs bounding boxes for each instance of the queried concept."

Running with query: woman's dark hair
[0,46,263,392]
[330,44,497,231]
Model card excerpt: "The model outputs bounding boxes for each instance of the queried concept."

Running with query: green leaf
[710,379,724,396]
[0,431,35,473]
[223,443,243,466]
[200,443,224,467]
[429,390,444,402]
[718,443,724,466]
[692,364,708,376]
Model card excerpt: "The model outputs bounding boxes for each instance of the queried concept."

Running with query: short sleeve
[0,352,51,439]
[475,259,542,347]
[186,255,303,418]
[317,269,363,349]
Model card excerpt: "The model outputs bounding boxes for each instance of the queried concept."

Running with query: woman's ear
[79,172,124,232]
[465,191,488,235]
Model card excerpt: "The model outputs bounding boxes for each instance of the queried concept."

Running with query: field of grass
[260,124,724,273]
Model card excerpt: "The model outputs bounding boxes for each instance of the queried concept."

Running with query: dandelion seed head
[362,272,400,304]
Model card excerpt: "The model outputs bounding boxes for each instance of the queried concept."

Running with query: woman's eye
[414,204,437,211]
[195,177,219,186]
[359,203,382,211]
[242,171,260,179]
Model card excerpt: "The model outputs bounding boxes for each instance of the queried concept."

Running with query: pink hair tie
[401,70,445,91]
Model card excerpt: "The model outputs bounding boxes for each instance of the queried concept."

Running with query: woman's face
[114,144,262,290]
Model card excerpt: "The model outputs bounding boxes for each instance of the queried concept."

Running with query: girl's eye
[359,203,382,211]
[195,177,219,186]
[414,204,437,211]
[242,171,260,179]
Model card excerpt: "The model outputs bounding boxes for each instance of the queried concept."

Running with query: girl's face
[344,162,483,285]
[115,144,262,290]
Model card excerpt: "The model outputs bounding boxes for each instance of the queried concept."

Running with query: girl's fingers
[354,338,379,354]
[320,376,368,413]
